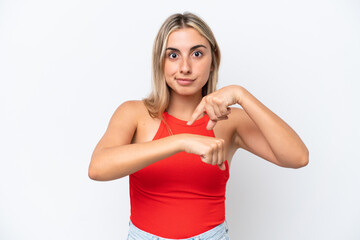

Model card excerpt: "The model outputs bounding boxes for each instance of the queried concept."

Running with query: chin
[172,87,201,96]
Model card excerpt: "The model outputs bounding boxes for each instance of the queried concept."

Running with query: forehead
[166,27,210,49]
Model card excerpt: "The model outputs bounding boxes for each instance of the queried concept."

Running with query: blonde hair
[143,12,221,118]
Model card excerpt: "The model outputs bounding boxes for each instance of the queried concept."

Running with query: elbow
[291,148,309,169]
[88,158,103,181]
[88,166,108,181]
[277,148,309,169]
[88,161,127,181]
[88,165,100,180]
[88,154,106,181]
[88,153,100,180]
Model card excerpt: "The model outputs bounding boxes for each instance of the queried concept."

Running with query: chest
[133,115,237,166]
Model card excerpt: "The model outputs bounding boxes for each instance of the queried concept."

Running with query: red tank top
[129,112,229,238]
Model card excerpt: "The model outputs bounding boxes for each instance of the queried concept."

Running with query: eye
[168,52,178,59]
[193,51,203,57]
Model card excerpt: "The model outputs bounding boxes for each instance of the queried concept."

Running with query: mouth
[176,78,195,86]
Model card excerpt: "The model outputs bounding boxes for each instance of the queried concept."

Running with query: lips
[176,78,194,86]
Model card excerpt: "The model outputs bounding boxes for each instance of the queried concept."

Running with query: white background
[1,0,359,239]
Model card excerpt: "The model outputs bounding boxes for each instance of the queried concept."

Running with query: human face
[164,27,213,97]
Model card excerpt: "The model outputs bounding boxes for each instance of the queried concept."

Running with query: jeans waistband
[128,220,229,240]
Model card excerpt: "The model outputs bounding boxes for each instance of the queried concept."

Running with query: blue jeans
[127,220,230,240]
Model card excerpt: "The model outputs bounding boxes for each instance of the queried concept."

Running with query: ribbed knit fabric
[129,112,229,238]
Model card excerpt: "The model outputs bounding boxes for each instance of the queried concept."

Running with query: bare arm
[188,85,309,168]
[234,86,308,168]
[88,101,227,181]
[88,101,182,181]
[89,135,186,181]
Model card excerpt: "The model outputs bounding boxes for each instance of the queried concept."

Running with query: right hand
[181,134,226,171]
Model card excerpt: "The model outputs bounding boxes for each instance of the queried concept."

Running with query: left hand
[187,85,240,130]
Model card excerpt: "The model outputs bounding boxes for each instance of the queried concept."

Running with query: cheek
[164,62,177,77]
[196,59,212,76]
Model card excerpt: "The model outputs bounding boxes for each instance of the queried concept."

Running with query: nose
[180,57,191,74]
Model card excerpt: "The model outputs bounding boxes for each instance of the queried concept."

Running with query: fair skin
[88,27,309,181]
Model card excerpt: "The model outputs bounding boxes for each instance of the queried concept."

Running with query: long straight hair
[143,12,221,119]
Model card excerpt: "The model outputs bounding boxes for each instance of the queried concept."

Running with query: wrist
[174,133,190,152]
[233,85,248,106]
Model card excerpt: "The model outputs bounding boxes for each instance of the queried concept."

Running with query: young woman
[88,12,309,240]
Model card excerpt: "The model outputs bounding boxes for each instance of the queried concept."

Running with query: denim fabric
[127,220,230,240]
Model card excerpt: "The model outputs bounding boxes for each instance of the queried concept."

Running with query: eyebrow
[165,44,207,52]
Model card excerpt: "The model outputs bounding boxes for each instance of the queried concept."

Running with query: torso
[131,101,240,168]
[129,108,230,238]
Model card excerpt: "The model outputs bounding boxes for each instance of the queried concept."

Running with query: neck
[166,90,203,121]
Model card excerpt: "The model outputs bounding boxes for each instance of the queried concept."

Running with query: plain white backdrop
[1,0,359,239]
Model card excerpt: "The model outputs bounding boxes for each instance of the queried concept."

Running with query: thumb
[206,120,217,130]
[218,162,226,171]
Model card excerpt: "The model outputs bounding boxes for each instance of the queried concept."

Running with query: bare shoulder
[111,100,156,125]
[132,100,162,143]
[111,100,144,120]
[92,100,146,154]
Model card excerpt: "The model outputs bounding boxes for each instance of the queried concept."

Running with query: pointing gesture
[187,86,239,130]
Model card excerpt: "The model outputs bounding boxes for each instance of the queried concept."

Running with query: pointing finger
[187,101,205,126]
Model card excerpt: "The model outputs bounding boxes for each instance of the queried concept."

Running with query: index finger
[187,100,206,126]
